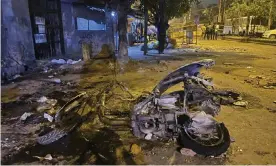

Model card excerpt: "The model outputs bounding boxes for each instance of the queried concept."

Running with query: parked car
[262,29,276,39]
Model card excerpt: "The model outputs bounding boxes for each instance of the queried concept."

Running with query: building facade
[1,0,115,79]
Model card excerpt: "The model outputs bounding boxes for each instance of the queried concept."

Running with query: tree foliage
[134,0,197,26]
[226,0,276,28]
[202,4,219,23]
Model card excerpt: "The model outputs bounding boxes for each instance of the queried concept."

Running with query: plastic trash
[37,96,48,103]
[44,113,54,122]
[51,59,66,64]
[20,112,33,121]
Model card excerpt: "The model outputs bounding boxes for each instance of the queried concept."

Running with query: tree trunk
[218,0,222,23]
[246,15,250,36]
[144,0,148,55]
[158,0,166,54]
[82,43,92,61]
[118,2,129,61]
[268,0,274,30]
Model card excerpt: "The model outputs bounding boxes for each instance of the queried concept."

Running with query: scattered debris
[255,150,270,156]
[51,59,66,64]
[168,151,176,165]
[180,148,197,156]
[249,75,265,79]
[130,144,141,155]
[37,96,48,103]
[230,137,236,143]
[33,154,53,161]
[145,133,153,140]
[256,75,265,79]
[233,101,248,107]
[223,62,234,65]
[98,153,108,160]
[49,78,61,84]
[269,109,276,113]
[44,113,54,122]
[20,112,33,121]
[46,99,57,106]
[249,75,257,79]
[43,67,49,73]
[267,82,276,87]
[237,96,243,101]
[10,74,21,80]
[244,79,253,84]
[67,59,82,65]
[37,104,53,112]
[263,86,274,89]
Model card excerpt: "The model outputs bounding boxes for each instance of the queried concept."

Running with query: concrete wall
[61,2,114,57]
[1,0,36,79]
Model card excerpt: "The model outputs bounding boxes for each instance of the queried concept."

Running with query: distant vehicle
[262,29,276,39]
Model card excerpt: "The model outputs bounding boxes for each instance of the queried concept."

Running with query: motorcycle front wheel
[178,123,231,156]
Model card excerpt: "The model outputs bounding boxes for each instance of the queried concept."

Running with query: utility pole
[144,0,148,55]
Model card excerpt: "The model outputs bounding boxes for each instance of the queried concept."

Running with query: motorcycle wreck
[37,59,236,157]
[131,59,232,156]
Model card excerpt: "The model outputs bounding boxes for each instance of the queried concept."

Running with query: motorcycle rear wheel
[178,123,230,156]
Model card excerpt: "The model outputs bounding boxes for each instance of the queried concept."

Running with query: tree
[202,4,219,23]
[136,0,196,53]
[118,0,130,61]
[226,0,276,34]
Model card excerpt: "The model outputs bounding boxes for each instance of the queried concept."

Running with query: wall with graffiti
[1,0,36,80]
[61,2,114,57]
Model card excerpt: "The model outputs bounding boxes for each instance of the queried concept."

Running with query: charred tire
[178,123,230,156]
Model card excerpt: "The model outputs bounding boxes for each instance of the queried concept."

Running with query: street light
[111,11,116,17]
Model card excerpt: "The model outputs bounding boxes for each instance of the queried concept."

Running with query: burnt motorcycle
[131,59,231,156]
[37,59,233,156]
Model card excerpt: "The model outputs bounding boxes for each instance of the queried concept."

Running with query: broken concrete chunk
[20,112,33,121]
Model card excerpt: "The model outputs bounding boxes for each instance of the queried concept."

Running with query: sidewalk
[128,45,199,60]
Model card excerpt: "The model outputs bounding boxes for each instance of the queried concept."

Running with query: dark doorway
[28,0,65,59]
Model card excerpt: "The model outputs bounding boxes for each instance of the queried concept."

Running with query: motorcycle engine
[131,94,184,140]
